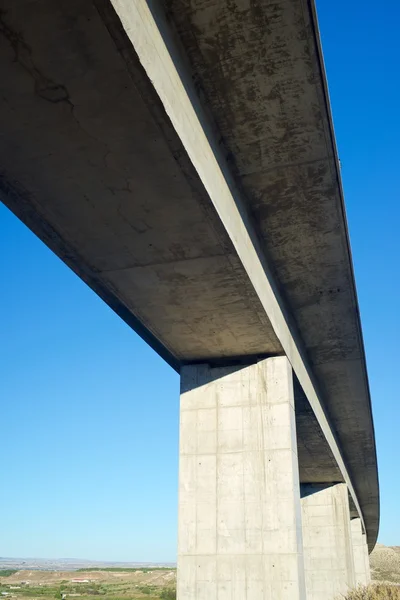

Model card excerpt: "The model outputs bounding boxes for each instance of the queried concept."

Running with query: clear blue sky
[1,0,399,561]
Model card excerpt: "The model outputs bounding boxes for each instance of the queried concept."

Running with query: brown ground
[370,544,400,584]
[1,543,399,593]
[1,570,176,587]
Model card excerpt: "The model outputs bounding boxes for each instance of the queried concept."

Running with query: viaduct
[0,0,379,598]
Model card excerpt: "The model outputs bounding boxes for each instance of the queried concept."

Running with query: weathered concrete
[0,0,379,546]
[294,378,343,484]
[301,484,355,599]
[162,0,379,547]
[105,0,367,532]
[351,518,371,586]
[178,357,306,600]
[363,534,372,584]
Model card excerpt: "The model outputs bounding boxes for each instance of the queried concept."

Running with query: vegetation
[9,586,62,597]
[345,584,400,599]
[75,569,172,574]
[0,571,18,577]
[159,590,176,600]
[0,580,176,600]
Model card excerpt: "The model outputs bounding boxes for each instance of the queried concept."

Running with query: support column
[362,533,371,585]
[177,357,306,600]
[301,483,356,599]
[351,518,371,586]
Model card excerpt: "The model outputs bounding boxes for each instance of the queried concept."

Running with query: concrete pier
[351,518,371,586]
[301,483,356,599]
[177,357,306,600]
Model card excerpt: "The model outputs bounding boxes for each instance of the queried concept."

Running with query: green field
[0,575,176,600]
[75,569,171,574]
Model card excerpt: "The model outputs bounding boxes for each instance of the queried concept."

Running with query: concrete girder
[107,0,365,533]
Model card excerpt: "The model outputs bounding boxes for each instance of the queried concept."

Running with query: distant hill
[370,544,400,584]
[2,547,399,584]
[0,558,175,572]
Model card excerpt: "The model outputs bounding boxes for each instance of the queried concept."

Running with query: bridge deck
[0,0,378,546]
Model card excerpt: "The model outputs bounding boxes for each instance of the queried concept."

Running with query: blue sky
[1,0,399,561]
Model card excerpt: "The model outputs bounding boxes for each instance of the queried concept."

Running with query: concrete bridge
[0,0,378,597]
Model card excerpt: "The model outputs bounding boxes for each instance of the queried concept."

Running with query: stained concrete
[294,378,343,484]
[178,358,306,599]
[301,484,356,599]
[161,0,379,547]
[0,0,378,546]
[351,518,371,587]
[362,534,371,584]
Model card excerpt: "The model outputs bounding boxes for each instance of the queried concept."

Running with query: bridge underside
[0,0,378,564]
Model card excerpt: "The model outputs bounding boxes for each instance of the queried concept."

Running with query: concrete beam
[178,357,306,600]
[301,484,355,599]
[294,377,343,484]
[163,0,379,550]
[108,0,365,530]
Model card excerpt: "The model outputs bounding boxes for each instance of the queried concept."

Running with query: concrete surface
[178,358,306,599]
[0,0,378,546]
[301,484,355,599]
[162,0,379,546]
[294,378,343,484]
[362,534,372,585]
[351,518,371,587]
[106,0,367,533]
